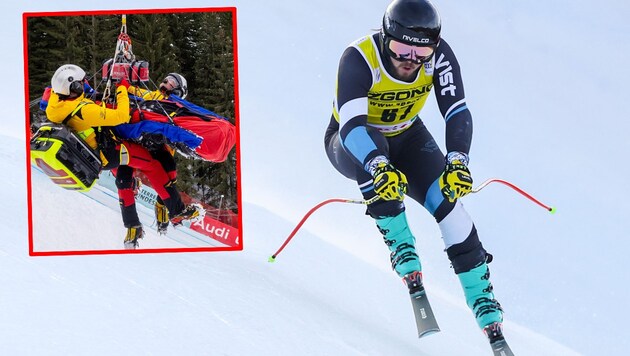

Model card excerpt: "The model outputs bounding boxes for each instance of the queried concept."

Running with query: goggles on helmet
[160,76,179,90]
[385,38,435,65]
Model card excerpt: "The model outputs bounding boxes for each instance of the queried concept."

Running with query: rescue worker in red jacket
[120,72,189,234]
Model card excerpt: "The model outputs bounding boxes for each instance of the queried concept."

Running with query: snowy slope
[30,167,226,252]
[3,0,630,354]
[4,135,578,355]
[236,1,630,354]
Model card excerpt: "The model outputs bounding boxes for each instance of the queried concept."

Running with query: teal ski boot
[457,262,504,328]
[375,211,421,277]
[377,212,440,337]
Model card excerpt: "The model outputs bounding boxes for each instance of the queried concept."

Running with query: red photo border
[23,7,243,256]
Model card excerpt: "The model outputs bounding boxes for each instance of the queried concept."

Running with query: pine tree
[27,15,121,99]
[170,11,238,212]
[167,13,198,86]
[86,15,120,86]
[26,11,239,215]
[127,13,179,84]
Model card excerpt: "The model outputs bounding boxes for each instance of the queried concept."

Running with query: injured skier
[40,64,205,249]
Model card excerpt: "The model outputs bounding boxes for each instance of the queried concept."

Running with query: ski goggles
[386,39,435,64]
[160,76,179,90]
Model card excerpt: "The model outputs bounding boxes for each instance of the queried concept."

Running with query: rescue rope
[103,15,130,102]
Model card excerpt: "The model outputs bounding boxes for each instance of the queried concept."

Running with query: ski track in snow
[30,166,224,252]
[5,0,630,353]
[1,135,582,355]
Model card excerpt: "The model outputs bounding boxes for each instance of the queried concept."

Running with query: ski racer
[324,0,507,349]
[45,64,201,249]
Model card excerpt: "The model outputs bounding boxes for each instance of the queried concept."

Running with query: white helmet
[51,64,86,96]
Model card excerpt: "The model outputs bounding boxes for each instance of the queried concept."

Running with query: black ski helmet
[381,0,441,50]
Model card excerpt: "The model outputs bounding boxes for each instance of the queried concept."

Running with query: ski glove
[372,161,408,201]
[439,152,473,202]
[83,79,95,96]
[118,78,131,89]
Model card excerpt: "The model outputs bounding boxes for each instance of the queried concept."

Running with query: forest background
[25,11,238,215]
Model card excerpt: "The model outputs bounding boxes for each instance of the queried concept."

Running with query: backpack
[30,124,102,191]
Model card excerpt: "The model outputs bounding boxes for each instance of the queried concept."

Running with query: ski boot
[123,225,144,250]
[170,203,204,226]
[458,262,509,353]
[484,322,514,356]
[375,211,421,277]
[376,213,439,337]
[458,262,504,328]
[154,200,169,235]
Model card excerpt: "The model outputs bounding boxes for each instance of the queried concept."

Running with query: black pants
[324,117,487,273]
[325,117,452,221]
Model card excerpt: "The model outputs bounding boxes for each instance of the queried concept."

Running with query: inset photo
[24,8,241,255]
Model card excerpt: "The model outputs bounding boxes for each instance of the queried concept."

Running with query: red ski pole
[268,196,378,262]
[268,178,554,263]
[471,178,556,213]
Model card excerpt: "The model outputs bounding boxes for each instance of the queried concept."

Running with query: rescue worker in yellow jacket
[126,72,188,100]
[46,65,130,151]
[45,64,199,249]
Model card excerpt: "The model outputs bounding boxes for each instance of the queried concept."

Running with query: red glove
[118,78,131,89]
